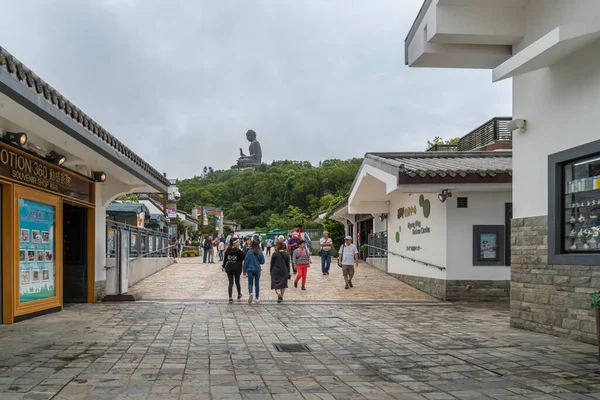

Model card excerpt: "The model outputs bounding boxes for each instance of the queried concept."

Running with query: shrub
[182,249,199,257]
[191,240,200,246]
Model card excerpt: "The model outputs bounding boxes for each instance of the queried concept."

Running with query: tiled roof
[0,46,169,187]
[367,152,512,179]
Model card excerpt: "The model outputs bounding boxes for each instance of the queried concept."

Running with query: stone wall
[446,280,510,302]
[389,273,446,300]
[511,216,597,344]
[94,280,106,301]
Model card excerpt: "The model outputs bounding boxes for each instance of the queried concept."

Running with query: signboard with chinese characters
[0,141,93,203]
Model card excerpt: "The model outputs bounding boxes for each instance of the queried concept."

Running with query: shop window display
[563,155,600,252]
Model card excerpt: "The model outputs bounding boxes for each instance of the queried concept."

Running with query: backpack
[203,238,212,249]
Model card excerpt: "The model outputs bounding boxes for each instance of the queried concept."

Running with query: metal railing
[366,244,446,271]
[368,231,388,258]
[106,220,171,258]
[426,144,458,152]
[457,117,512,151]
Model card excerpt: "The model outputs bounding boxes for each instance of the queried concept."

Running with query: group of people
[220,230,359,304]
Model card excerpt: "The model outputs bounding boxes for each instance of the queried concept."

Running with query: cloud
[0,0,511,178]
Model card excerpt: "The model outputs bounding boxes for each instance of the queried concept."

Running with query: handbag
[338,244,344,268]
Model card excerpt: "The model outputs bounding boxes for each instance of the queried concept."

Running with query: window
[563,155,600,253]
[549,139,600,265]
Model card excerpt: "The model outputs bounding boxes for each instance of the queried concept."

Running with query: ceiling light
[438,189,452,203]
[47,151,66,166]
[4,131,28,146]
[92,171,106,182]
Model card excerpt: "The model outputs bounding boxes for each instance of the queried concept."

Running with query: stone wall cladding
[389,273,446,300]
[446,280,510,302]
[511,215,597,344]
[95,280,106,302]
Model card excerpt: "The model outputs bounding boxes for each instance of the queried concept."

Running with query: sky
[0,0,511,179]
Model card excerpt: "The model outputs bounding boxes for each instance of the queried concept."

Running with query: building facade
[0,47,167,323]
[405,1,600,342]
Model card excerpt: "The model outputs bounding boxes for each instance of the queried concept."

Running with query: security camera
[173,192,181,201]
[507,119,526,132]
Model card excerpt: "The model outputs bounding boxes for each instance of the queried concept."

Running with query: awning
[267,229,286,236]
[106,203,151,217]
[150,214,167,224]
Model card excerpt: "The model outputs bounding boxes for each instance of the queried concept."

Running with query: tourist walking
[202,235,212,263]
[319,230,333,275]
[287,232,300,274]
[243,240,265,304]
[293,240,312,290]
[208,234,216,263]
[338,236,359,289]
[270,242,290,303]
[265,238,272,256]
[222,238,244,303]
[218,238,225,261]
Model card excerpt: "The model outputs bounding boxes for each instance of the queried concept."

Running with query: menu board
[19,198,56,303]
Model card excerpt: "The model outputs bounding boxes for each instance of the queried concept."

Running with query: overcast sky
[0,0,511,179]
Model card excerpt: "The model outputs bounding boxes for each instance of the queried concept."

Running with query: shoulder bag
[337,244,344,268]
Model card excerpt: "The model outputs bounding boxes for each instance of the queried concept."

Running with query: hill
[177,159,362,231]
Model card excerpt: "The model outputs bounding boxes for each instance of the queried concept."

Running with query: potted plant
[182,251,189,258]
[590,290,600,357]
[360,244,369,261]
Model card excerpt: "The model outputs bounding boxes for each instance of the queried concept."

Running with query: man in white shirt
[319,231,333,276]
[338,235,359,289]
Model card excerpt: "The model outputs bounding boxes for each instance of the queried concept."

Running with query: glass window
[19,198,56,303]
[563,155,600,252]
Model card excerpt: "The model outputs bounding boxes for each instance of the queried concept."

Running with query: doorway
[63,203,88,302]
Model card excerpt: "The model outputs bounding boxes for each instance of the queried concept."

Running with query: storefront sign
[407,220,431,235]
[406,245,421,251]
[0,141,92,203]
[19,198,56,303]
[397,205,417,219]
[167,208,177,218]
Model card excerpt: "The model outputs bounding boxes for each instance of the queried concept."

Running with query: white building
[0,46,168,323]
[333,118,513,301]
[405,1,600,343]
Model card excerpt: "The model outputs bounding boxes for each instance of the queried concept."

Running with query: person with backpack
[222,238,245,303]
[243,240,265,304]
[203,235,212,263]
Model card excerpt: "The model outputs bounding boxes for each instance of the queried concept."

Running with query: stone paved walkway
[1,302,600,399]
[128,257,438,303]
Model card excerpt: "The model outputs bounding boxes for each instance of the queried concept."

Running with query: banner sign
[0,141,92,203]
[203,208,208,226]
[19,198,56,303]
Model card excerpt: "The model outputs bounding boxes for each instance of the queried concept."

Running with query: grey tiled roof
[367,152,512,178]
[0,46,169,187]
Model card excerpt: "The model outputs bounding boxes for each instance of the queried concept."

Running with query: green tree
[116,194,139,203]
[323,213,345,252]
[426,136,460,149]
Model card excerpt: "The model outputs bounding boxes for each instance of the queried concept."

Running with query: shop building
[405,0,600,343]
[0,46,168,323]
[332,118,513,301]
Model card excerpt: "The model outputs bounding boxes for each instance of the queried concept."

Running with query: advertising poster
[203,208,208,226]
[141,234,146,252]
[19,198,55,303]
[107,229,116,255]
[136,211,145,228]
[215,216,220,229]
[149,236,154,253]
[130,233,138,253]
[480,233,498,260]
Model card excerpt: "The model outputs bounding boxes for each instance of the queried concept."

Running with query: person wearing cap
[338,236,359,289]
[319,231,333,275]
[287,232,300,274]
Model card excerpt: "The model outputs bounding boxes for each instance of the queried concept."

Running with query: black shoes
[277,295,283,303]
[228,298,233,304]
[237,293,243,300]
[344,284,349,289]
[294,282,298,288]
[301,286,306,291]
[349,280,353,288]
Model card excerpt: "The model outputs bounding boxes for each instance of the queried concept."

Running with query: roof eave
[404,0,434,65]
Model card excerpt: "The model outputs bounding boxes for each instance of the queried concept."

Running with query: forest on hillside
[177,159,363,232]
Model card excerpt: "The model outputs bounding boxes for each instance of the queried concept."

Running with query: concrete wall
[512,4,600,218]
[366,257,387,272]
[129,257,174,287]
[446,191,512,281]
[387,192,447,280]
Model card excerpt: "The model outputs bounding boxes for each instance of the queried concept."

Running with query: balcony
[457,117,512,152]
